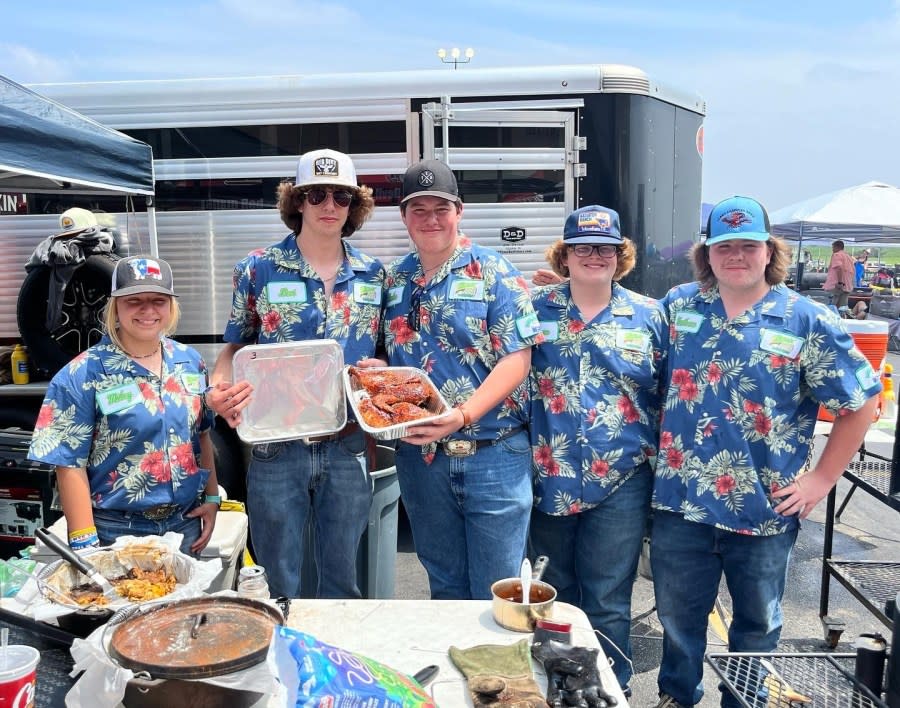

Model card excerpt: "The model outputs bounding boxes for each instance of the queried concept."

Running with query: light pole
[437,47,475,70]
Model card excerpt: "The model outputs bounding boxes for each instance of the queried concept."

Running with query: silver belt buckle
[142,503,180,521]
[443,439,477,457]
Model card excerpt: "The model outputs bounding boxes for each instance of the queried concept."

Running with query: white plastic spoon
[520,557,532,606]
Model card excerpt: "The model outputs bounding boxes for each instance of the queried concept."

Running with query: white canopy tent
[770,181,900,246]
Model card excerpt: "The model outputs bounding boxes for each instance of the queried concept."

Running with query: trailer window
[124,122,406,159]
[457,170,564,204]
[434,126,564,149]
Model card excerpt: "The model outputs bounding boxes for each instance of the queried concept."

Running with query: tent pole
[146,195,159,257]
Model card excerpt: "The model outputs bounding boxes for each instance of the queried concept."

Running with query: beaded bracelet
[68,526,100,550]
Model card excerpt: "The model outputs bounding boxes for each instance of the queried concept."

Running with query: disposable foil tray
[233,340,346,444]
[344,366,450,441]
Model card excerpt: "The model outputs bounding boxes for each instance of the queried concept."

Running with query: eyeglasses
[569,244,618,258]
[304,187,355,208]
[407,286,422,332]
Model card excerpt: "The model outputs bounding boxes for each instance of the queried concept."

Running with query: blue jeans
[396,430,532,600]
[650,510,798,707]
[247,428,372,598]
[528,465,651,689]
[94,505,202,557]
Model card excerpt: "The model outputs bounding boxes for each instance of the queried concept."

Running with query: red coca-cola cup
[0,645,40,708]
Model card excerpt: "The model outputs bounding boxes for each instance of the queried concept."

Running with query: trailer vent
[601,75,651,95]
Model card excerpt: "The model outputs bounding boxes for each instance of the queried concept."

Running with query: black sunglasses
[407,286,422,332]
[305,187,354,208]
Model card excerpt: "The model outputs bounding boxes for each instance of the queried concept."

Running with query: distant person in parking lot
[855,249,870,288]
[651,196,880,708]
[823,239,855,308]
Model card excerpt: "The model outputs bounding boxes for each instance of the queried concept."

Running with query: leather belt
[441,426,525,458]
[303,422,360,445]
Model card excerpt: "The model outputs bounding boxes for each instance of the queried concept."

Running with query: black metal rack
[706,652,887,708]
[818,416,900,647]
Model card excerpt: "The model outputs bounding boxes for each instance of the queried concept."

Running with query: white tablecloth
[279,598,628,707]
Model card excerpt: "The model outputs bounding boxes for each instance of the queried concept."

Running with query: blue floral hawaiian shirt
[28,337,214,511]
[382,237,542,461]
[223,233,384,367]
[653,282,882,535]
[530,281,668,515]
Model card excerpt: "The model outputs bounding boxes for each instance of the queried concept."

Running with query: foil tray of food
[38,542,194,609]
[232,340,347,444]
[344,365,450,441]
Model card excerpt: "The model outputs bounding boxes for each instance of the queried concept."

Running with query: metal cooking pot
[105,596,283,708]
[490,556,556,632]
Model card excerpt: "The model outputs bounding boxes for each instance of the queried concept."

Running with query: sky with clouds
[3,0,899,211]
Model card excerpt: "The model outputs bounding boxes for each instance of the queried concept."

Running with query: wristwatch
[204,494,222,508]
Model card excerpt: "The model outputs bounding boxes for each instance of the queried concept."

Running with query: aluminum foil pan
[344,366,450,441]
[37,543,195,609]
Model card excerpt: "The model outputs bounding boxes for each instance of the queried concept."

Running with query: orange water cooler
[818,319,889,422]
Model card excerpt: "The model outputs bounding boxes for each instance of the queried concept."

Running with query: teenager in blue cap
[651,196,880,707]
[528,205,667,692]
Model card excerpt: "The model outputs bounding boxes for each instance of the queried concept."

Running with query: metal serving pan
[343,366,450,441]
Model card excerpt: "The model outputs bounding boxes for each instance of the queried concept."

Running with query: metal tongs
[35,527,120,602]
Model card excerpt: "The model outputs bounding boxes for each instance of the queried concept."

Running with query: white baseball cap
[295,149,358,189]
[59,207,98,232]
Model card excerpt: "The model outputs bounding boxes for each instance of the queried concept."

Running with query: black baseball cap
[401,159,459,204]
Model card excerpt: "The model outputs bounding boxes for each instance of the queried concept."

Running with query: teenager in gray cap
[372,159,543,600]
[28,256,220,557]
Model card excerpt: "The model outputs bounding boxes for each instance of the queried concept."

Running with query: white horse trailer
[0,63,705,489]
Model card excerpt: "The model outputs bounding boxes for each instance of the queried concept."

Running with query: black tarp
[0,74,153,195]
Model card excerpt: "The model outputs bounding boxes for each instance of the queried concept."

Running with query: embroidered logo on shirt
[759,329,804,359]
[353,282,382,305]
[673,310,703,333]
[449,278,485,301]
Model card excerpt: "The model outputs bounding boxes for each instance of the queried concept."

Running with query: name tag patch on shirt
[674,310,703,333]
[517,312,542,339]
[353,282,382,305]
[449,277,485,301]
[759,329,804,358]
[181,372,206,394]
[97,383,143,415]
[855,363,880,390]
[267,281,307,304]
[616,329,650,353]
[387,286,404,307]
[539,321,559,342]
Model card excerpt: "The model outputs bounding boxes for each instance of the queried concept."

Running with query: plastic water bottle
[10,344,29,385]
[237,565,270,599]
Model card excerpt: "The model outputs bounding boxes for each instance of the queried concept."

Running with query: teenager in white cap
[28,256,220,557]
[206,149,382,599]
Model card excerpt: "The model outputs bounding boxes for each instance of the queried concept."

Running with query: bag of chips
[272,625,435,707]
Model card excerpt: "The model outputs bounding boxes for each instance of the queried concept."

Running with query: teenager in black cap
[376,159,543,600]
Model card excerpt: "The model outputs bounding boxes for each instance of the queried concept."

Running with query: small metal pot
[490,556,556,632]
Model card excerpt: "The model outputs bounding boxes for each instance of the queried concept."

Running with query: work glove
[532,640,618,708]
[449,639,546,707]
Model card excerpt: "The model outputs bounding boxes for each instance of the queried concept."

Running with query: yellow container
[10,344,29,384]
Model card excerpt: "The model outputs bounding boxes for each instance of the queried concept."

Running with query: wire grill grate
[827,560,900,623]
[707,653,887,707]
[845,460,897,500]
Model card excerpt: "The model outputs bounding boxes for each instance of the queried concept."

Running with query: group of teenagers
[27,147,881,707]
